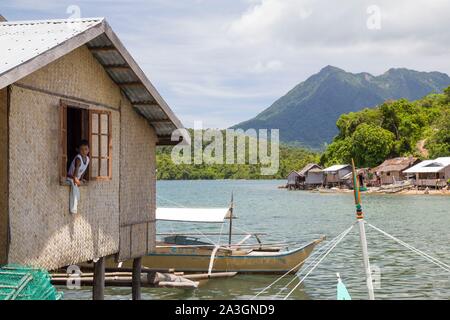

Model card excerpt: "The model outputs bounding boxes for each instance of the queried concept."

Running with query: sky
[2,0,450,128]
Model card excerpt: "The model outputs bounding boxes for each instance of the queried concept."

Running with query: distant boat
[116,206,324,274]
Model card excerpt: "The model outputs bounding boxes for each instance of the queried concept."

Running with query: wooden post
[351,159,375,300]
[228,193,234,246]
[132,257,142,300]
[92,257,105,300]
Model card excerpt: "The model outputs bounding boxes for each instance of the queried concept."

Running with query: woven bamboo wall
[18,46,123,107]
[7,46,123,270]
[0,88,7,264]
[118,98,156,261]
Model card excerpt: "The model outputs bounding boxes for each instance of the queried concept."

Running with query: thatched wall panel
[7,46,124,269]
[0,88,8,264]
[118,98,156,261]
[18,46,122,110]
[118,225,131,261]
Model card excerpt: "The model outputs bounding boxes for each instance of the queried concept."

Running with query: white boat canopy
[156,208,232,223]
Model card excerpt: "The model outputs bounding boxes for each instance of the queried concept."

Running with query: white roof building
[323,164,351,172]
[403,157,450,174]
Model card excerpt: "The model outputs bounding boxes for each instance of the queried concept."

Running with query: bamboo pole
[358,219,375,300]
[228,193,234,246]
[352,159,375,300]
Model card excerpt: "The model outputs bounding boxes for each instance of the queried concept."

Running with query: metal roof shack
[403,157,450,174]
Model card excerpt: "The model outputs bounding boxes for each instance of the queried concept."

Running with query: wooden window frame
[60,101,68,183]
[89,110,113,181]
[60,100,112,183]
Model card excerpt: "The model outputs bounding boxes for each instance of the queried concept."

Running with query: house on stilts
[0,18,184,298]
[287,164,323,190]
[403,157,450,188]
[322,164,351,187]
[373,157,419,185]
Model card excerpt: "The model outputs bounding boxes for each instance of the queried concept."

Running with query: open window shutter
[60,101,68,182]
[89,110,112,180]
[89,110,98,180]
[107,113,113,178]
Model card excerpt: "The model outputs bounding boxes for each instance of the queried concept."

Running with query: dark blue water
[62,180,450,300]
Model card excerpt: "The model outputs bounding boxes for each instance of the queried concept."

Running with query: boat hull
[116,239,321,274]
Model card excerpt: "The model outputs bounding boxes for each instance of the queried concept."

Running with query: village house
[373,157,419,185]
[403,157,450,188]
[301,164,323,188]
[287,164,323,190]
[322,164,352,187]
[340,168,371,188]
[0,18,184,298]
[287,170,301,189]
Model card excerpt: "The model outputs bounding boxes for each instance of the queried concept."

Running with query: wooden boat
[113,205,325,275]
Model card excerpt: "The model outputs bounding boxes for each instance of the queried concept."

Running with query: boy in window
[67,140,90,214]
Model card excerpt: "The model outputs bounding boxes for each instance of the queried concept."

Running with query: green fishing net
[0,264,63,300]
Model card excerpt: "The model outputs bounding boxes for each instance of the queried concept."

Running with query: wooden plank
[118,82,143,87]
[132,257,142,300]
[105,65,130,71]
[12,83,120,111]
[92,257,105,300]
[59,101,67,181]
[149,119,172,124]
[89,46,116,52]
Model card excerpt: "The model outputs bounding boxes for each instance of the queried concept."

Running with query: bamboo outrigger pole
[352,159,375,300]
[228,192,234,246]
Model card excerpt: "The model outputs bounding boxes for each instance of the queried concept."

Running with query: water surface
[62,180,450,300]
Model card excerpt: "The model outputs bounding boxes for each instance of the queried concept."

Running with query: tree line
[156,86,450,180]
[321,86,450,167]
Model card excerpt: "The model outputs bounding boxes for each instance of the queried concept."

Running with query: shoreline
[310,187,450,196]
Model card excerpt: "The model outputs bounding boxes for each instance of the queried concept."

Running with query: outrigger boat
[115,203,324,275]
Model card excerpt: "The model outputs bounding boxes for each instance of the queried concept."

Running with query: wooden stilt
[132,257,142,300]
[92,257,105,300]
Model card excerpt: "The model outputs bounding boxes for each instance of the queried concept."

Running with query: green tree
[427,109,450,158]
[351,124,395,167]
[320,138,352,167]
[444,86,450,103]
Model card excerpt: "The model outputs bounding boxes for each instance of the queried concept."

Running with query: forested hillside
[156,130,319,180]
[232,66,450,148]
[320,87,450,167]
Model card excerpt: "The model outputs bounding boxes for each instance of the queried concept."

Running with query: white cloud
[2,0,450,128]
[228,0,313,44]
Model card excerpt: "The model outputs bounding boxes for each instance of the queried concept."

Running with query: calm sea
[61,180,450,300]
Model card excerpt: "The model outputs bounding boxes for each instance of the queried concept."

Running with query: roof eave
[102,21,184,134]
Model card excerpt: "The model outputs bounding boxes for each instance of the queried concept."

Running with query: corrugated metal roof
[0,18,185,144]
[0,18,103,76]
[404,157,450,173]
[323,164,351,172]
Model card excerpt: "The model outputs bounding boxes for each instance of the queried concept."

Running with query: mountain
[232,66,450,149]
